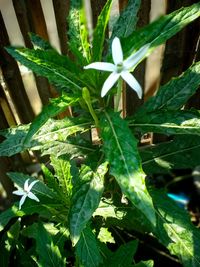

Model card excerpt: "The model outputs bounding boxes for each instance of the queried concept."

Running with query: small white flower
[13,179,40,209]
[84,37,149,98]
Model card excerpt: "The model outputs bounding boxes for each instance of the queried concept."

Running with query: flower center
[116,63,124,73]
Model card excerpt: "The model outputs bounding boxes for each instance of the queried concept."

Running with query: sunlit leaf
[130,110,200,136]
[68,0,90,63]
[69,162,108,245]
[100,110,156,227]
[76,226,103,267]
[150,189,200,267]
[122,3,200,57]
[97,227,115,244]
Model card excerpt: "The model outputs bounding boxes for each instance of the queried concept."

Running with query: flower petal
[112,37,123,65]
[101,72,120,97]
[121,71,142,99]
[27,180,39,192]
[19,195,27,210]
[13,189,24,196]
[28,192,40,202]
[84,62,115,72]
[123,44,150,70]
[24,179,30,191]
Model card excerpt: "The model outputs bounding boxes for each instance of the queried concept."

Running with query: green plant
[1,1,200,266]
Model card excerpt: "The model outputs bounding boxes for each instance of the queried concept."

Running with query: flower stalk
[114,78,123,112]
[82,87,99,128]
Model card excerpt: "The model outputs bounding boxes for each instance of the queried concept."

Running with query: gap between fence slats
[0,11,34,123]
[12,0,53,106]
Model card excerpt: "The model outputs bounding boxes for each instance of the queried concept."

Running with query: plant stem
[114,77,123,112]
[82,87,99,128]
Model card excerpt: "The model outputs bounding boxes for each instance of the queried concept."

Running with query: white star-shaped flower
[84,37,149,98]
[13,179,40,209]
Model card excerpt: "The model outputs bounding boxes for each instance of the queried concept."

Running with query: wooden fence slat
[52,0,70,55]
[0,105,15,207]
[0,101,10,129]
[0,83,16,126]
[124,0,151,116]
[153,0,200,143]
[118,0,128,10]
[0,11,34,123]
[11,0,33,48]
[0,156,14,208]
[25,0,49,41]
[160,0,199,86]
[12,0,52,105]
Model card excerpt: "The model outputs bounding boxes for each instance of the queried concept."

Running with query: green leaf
[41,164,60,192]
[31,117,92,157]
[5,219,20,247]
[17,246,38,267]
[100,110,156,227]
[6,47,84,93]
[92,0,113,61]
[0,117,91,156]
[122,3,200,57]
[22,222,65,267]
[111,0,141,39]
[0,220,20,266]
[68,0,90,63]
[93,200,125,220]
[0,124,29,156]
[97,227,115,244]
[131,110,200,136]
[24,94,79,145]
[39,135,95,158]
[105,240,138,267]
[29,32,54,50]
[136,62,200,114]
[0,204,52,232]
[141,135,200,174]
[69,162,108,246]
[94,201,152,234]
[50,155,72,198]
[41,164,69,206]
[53,226,70,257]
[133,260,154,267]
[150,189,200,267]
[76,225,103,267]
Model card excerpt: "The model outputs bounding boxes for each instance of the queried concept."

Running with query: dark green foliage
[22,222,66,266]
[136,62,200,114]
[103,240,138,266]
[111,0,141,39]
[92,0,113,61]
[141,135,200,174]
[1,1,200,267]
